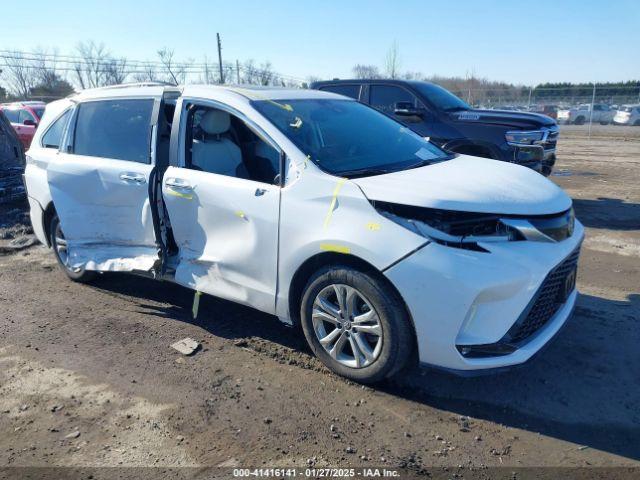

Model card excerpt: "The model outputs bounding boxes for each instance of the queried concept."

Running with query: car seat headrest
[200,110,230,135]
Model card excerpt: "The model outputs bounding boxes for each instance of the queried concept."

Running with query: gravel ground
[0,125,638,476]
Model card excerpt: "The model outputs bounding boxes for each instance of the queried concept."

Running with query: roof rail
[84,81,176,92]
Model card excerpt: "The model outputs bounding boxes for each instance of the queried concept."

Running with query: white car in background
[24,84,583,383]
[557,104,614,125]
[613,104,640,126]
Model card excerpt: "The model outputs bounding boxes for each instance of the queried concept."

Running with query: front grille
[542,129,559,151]
[506,246,580,343]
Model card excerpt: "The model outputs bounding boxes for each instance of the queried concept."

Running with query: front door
[163,101,281,314]
[47,98,160,272]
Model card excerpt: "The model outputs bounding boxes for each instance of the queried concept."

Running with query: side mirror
[394,101,423,117]
[23,119,37,127]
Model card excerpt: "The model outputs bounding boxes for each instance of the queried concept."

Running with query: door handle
[165,178,193,190]
[255,188,267,196]
[119,172,146,184]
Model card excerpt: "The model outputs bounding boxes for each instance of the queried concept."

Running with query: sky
[1,0,639,86]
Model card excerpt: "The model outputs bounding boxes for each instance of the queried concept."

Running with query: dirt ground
[0,125,638,477]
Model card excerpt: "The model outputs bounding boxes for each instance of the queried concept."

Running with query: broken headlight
[373,201,523,252]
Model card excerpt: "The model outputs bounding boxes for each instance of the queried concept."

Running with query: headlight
[373,202,523,252]
[505,130,545,146]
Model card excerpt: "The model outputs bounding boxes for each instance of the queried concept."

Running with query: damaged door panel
[47,98,161,272]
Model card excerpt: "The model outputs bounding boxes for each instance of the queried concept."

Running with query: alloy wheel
[311,284,383,368]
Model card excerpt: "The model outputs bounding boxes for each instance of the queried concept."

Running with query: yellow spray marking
[192,291,202,319]
[229,87,293,112]
[366,222,381,231]
[166,189,193,200]
[322,178,347,230]
[320,243,351,254]
[234,210,246,219]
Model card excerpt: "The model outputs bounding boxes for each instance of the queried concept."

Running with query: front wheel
[300,266,414,383]
[49,214,96,283]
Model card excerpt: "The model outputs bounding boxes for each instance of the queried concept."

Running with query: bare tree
[157,48,191,85]
[132,62,159,83]
[241,59,257,84]
[73,41,110,89]
[384,40,401,79]
[3,51,36,98]
[352,64,381,79]
[258,61,274,86]
[103,57,128,85]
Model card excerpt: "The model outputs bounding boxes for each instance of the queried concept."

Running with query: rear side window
[73,99,154,163]
[320,84,361,100]
[3,109,19,123]
[42,110,71,149]
[369,85,417,114]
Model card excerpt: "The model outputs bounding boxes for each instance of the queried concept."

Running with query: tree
[103,57,128,85]
[352,64,381,79]
[384,41,401,79]
[3,51,36,98]
[73,41,110,89]
[132,63,159,83]
[157,48,191,85]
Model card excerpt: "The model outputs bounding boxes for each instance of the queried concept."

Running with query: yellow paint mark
[322,178,347,230]
[230,87,293,111]
[320,243,351,254]
[192,291,202,319]
[366,222,381,231]
[234,210,246,219]
[166,189,193,200]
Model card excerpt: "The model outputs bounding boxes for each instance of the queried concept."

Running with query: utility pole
[236,59,240,84]
[527,86,532,109]
[217,33,224,84]
[588,83,596,140]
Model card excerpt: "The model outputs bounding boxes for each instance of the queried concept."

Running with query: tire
[634,120,640,127]
[300,265,414,383]
[49,214,96,283]
[574,116,585,125]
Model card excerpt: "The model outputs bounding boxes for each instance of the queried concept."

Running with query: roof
[71,83,346,103]
[310,78,436,89]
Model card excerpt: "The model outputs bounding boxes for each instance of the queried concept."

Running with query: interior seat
[192,110,247,178]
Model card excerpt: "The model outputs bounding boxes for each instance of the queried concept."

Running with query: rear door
[47,97,161,272]
[162,98,282,314]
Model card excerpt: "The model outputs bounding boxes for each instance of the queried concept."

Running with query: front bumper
[384,220,584,371]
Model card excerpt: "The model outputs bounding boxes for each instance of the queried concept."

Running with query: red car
[0,101,46,149]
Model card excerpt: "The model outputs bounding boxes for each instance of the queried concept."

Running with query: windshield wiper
[334,167,393,178]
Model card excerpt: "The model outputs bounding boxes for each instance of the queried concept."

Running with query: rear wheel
[49,214,96,283]
[574,116,586,125]
[300,266,414,383]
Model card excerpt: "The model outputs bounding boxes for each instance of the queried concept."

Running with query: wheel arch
[42,201,57,247]
[443,140,498,160]
[287,251,419,364]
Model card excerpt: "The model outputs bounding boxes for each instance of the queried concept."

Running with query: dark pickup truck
[310,79,559,175]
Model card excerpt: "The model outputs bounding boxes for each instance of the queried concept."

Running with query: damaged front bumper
[384,220,584,372]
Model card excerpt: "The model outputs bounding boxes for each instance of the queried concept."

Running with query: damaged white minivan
[25,84,584,383]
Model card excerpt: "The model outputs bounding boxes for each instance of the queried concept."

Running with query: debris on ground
[170,338,200,355]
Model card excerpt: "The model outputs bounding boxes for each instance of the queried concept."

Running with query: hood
[449,109,556,129]
[353,155,571,216]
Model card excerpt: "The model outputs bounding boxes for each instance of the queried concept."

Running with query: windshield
[252,99,450,177]
[412,83,470,112]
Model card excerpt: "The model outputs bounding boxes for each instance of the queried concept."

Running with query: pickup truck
[557,103,615,125]
[311,79,559,176]
[25,83,582,383]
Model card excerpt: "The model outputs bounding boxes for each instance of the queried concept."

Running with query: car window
[319,85,361,100]
[3,109,19,123]
[369,85,417,114]
[33,108,45,119]
[185,104,281,185]
[18,109,34,123]
[42,109,72,149]
[252,98,450,177]
[73,99,154,163]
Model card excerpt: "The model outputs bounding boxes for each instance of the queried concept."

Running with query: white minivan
[24,83,583,383]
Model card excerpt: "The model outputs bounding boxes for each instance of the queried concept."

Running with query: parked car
[0,101,46,149]
[556,103,614,125]
[0,109,26,203]
[311,80,559,176]
[613,104,640,126]
[25,83,583,383]
[529,104,558,120]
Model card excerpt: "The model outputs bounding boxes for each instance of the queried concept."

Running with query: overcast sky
[2,0,639,86]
